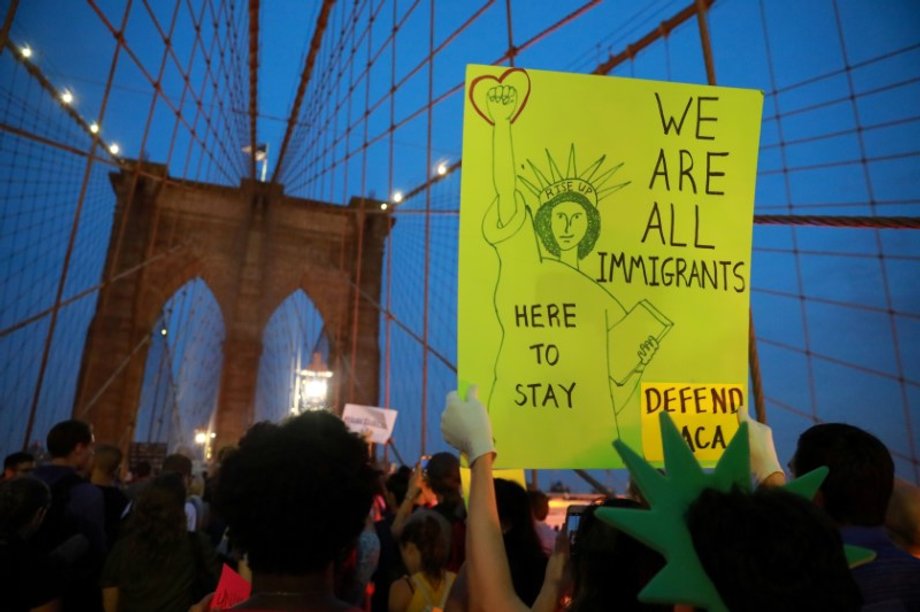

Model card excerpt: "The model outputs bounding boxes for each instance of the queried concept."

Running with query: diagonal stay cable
[271,0,336,184]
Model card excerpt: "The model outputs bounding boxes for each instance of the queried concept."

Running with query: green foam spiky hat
[596,412,875,612]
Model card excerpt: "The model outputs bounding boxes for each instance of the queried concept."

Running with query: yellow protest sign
[458,65,762,468]
[640,383,743,462]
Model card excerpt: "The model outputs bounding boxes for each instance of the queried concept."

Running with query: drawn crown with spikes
[518,144,630,207]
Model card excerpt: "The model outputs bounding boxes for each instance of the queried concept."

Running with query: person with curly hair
[389,510,455,612]
[101,473,217,611]
[215,411,378,611]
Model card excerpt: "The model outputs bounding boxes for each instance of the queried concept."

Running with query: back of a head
[495,479,543,553]
[0,476,51,537]
[215,445,237,467]
[215,412,376,576]
[571,499,668,612]
[528,489,549,521]
[793,423,893,526]
[133,460,152,479]
[46,420,92,458]
[386,466,412,507]
[686,486,861,612]
[425,452,461,500]
[93,444,123,478]
[399,509,450,577]
[161,453,193,478]
[130,472,187,557]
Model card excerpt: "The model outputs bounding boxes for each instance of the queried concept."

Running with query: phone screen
[565,505,587,548]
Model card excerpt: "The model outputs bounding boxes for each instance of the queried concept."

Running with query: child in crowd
[389,510,456,612]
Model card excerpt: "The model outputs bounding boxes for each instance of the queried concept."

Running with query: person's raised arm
[487,86,521,228]
[391,465,424,538]
[739,405,786,488]
[441,388,529,612]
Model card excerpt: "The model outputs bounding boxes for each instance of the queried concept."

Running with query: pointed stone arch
[254,289,330,423]
[132,277,225,450]
[75,161,391,450]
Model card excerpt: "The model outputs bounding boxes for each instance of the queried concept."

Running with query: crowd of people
[1,392,919,611]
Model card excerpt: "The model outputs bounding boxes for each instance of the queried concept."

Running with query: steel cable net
[0,0,249,454]
[0,1,917,488]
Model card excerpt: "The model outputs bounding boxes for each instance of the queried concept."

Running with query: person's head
[46,420,94,471]
[128,472,188,560]
[528,489,549,522]
[385,465,412,510]
[533,192,600,259]
[0,476,51,539]
[686,486,861,612]
[92,444,123,480]
[161,453,193,479]
[214,445,237,471]
[425,452,461,504]
[215,411,376,577]
[790,423,894,527]
[132,460,152,480]
[3,452,35,480]
[495,479,542,547]
[570,499,668,612]
[398,509,450,579]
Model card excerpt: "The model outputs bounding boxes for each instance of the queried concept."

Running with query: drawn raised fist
[486,85,517,122]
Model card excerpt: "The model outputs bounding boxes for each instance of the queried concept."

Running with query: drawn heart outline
[468,67,531,126]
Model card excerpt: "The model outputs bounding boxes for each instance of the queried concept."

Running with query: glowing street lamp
[194,429,215,461]
[294,352,334,414]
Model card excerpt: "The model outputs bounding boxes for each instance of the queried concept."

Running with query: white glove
[441,385,495,464]
[740,406,784,484]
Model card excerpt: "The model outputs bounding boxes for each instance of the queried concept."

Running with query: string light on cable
[380,202,388,211]
[89,122,99,134]
[109,142,120,155]
[437,161,448,176]
[60,89,73,105]
[20,45,32,59]
[392,191,403,204]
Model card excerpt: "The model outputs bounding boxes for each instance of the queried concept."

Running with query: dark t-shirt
[0,535,63,611]
[101,531,217,612]
[843,526,920,611]
[96,484,129,549]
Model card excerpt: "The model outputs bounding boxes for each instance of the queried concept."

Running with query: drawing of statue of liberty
[476,72,672,441]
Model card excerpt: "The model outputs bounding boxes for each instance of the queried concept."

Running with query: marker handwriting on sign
[644,384,742,415]
[510,303,580,408]
[513,381,577,409]
[640,383,743,456]
[513,303,577,328]
[595,91,747,294]
[643,93,730,251]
